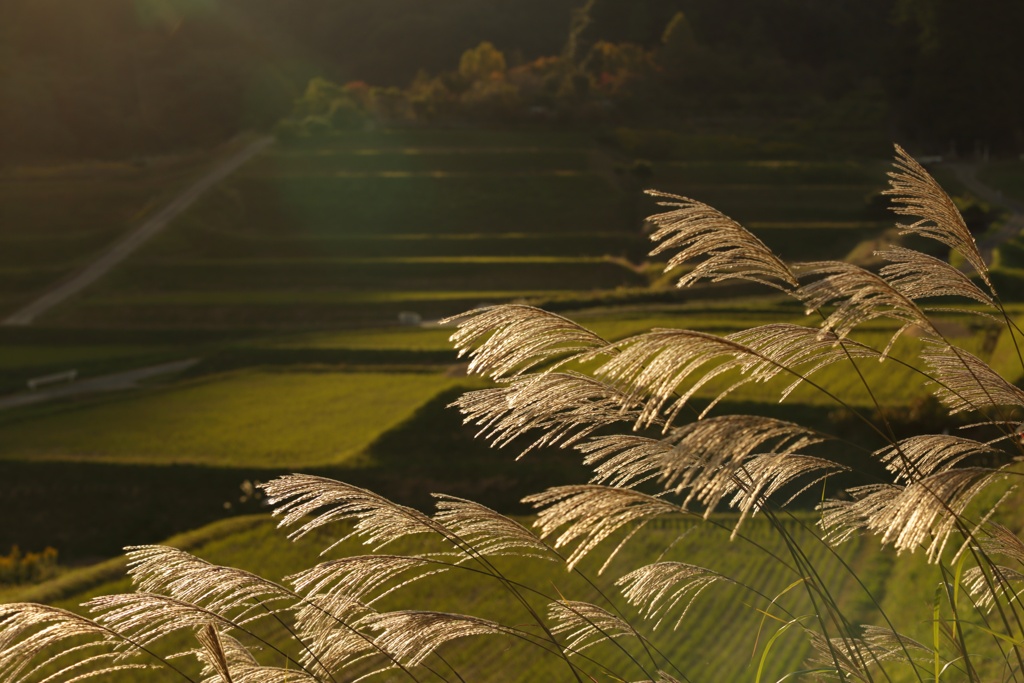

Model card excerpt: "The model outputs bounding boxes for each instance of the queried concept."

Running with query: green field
[0,344,163,370]
[6,512,879,683]
[11,477,1023,681]
[0,313,994,469]
[0,369,459,468]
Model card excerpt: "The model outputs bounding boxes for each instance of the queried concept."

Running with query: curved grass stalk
[270,476,595,683]
[0,603,199,683]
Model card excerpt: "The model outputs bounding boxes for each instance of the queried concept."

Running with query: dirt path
[2,137,274,326]
[0,358,199,411]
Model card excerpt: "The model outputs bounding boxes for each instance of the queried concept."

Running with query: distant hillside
[0,0,577,161]
[2,0,1021,161]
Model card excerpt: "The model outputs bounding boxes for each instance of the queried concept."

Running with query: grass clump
[6,145,1024,682]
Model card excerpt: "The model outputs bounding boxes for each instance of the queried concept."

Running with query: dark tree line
[886,0,1024,153]
[1,0,1021,161]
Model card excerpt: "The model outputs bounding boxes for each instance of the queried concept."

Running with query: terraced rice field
[39,131,637,327]
[5,128,978,592]
[4,134,1020,683]
[34,130,896,328]
[650,160,891,262]
[0,157,207,318]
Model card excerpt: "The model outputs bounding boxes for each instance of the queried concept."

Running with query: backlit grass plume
[5,146,1024,682]
[885,144,992,289]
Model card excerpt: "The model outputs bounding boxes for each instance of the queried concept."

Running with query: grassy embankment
[3,512,876,683]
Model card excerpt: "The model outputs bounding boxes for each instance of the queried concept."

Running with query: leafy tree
[458,41,508,84]
[297,77,348,117]
[582,41,656,100]
[407,70,457,121]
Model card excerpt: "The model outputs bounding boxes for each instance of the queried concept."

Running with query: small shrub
[300,115,333,138]
[0,546,58,586]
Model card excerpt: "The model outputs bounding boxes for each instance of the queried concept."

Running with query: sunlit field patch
[9,514,875,683]
[0,370,460,468]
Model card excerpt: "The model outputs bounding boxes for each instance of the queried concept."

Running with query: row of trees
[3,0,1022,160]
[279,0,1024,155]
[281,14,872,138]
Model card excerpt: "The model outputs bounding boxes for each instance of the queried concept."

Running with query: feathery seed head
[875,435,1003,483]
[794,260,934,357]
[922,341,1024,414]
[807,625,932,681]
[443,304,610,379]
[547,600,636,652]
[616,562,728,630]
[452,372,638,456]
[525,485,680,572]
[261,475,443,552]
[884,144,991,288]
[877,245,995,308]
[432,494,555,560]
[0,603,140,682]
[963,564,1024,612]
[645,191,798,290]
[287,555,444,607]
[822,468,1007,561]
[124,545,295,625]
[365,611,511,667]
[195,626,319,683]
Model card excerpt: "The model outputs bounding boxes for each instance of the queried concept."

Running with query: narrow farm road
[0,358,199,411]
[2,136,274,326]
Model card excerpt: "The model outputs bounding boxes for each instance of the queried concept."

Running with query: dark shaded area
[3,1,1022,161]
[1,386,946,563]
[0,0,576,160]
[883,0,1024,153]
[0,387,586,562]
[181,348,458,377]
[0,460,275,562]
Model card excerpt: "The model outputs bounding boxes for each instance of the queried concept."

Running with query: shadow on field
[0,387,585,563]
[1,385,911,565]
[182,347,458,377]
